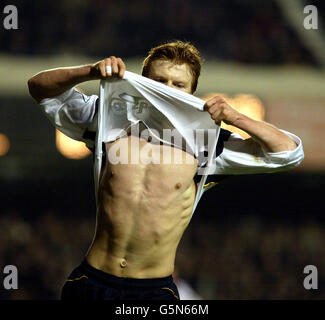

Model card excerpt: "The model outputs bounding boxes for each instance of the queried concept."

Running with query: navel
[120,258,127,268]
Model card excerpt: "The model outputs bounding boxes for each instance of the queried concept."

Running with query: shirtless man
[28,41,304,300]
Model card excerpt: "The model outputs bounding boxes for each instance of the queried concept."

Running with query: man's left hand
[204,95,241,126]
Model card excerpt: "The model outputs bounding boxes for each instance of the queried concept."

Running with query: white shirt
[39,71,304,218]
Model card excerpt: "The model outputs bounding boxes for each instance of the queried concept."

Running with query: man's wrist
[229,112,250,128]
[68,64,95,82]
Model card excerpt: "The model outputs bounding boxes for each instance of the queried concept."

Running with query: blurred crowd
[0,210,324,300]
[2,0,323,65]
[0,210,94,299]
[177,217,325,299]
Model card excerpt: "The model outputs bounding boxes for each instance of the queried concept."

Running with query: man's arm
[27,56,126,103]
[204,95,297,152]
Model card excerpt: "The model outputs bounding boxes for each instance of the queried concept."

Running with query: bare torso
[86,134,198,278]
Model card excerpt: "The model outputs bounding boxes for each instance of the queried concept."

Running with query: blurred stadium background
[1,0,325,299]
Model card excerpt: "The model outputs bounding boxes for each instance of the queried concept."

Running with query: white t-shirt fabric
[98,68,218,157]
[39,69,304,218]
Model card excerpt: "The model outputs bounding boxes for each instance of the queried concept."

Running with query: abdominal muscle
[85,135,198,278]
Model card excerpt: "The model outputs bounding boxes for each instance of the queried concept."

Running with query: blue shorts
[60,260,180,300]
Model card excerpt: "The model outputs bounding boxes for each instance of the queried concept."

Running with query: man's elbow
[286,138,299,151]
[283,134,305,167]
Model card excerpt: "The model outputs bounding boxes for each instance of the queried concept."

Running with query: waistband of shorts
[80,260,174,288]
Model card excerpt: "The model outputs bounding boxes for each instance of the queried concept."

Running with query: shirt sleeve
[207,128,304,175]
[39,87,99,148]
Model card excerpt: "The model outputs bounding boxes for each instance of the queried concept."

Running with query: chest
[100,136,198,194]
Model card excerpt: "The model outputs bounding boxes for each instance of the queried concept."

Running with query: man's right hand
[28,56,127,103]
[90,56,126,80]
